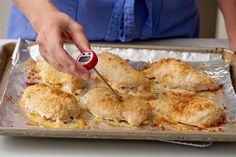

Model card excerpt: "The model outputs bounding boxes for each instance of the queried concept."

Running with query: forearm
[13,0,59,31]
[218,0,236,44]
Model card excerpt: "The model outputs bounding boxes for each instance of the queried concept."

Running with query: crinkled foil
[1,39,236,132]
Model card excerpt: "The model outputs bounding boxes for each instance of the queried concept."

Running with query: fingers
[39,47,68,73]
[68,22,91,52]
[35,13,91,80]
[52,42,90,80]
[61,31,73,42]
[36,32,90,80]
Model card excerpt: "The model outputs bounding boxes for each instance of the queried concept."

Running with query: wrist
[30,9,60,32]
[13,0,59,32]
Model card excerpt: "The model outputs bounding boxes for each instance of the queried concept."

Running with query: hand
[34,11,90,80]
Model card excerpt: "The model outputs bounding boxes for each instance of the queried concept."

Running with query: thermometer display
[76,51,98,70]
[78,56,90,63]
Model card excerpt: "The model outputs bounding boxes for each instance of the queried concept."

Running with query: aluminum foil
[1,39,236,132]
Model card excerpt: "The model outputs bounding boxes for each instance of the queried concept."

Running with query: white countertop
[0,39,236,157]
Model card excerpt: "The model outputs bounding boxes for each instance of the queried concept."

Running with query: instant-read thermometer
[76,51,122,100]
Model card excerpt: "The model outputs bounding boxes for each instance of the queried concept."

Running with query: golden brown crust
[121,94,152,125]
[36,61,87,93]
[27,112,88,128]
[96,52,151,96]
[150,94,225,127]
[143,58,219,92]
[81,87,122,121]
[81,87,152,126]
[20,57,225,130]
[20,84,80,123]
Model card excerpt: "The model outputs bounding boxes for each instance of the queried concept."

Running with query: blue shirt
[7,0,199,42]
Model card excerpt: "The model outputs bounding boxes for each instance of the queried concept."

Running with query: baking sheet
[1,39,236,141]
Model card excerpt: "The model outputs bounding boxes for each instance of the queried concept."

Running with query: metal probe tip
[93,68,122,101]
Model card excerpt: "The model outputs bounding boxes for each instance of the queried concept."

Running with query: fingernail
[83,72,90,80]
[81,75,88,81]
[76,72,90,81]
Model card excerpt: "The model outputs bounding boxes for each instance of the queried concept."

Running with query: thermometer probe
[76,51,122,100]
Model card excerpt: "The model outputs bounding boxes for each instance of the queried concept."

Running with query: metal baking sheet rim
[1,127,236,142]
[1,39,236,142]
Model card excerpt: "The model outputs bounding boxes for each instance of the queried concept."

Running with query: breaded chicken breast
[143,58,219,92]
[80,87,122,121]
[81,87,152,126]
[20,84,80,123]
[150,94,225,127]
[36,61,87,93]
[96,52,151,96]
[121,94,152,126]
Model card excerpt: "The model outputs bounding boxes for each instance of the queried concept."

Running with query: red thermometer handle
[76,51,98,70]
